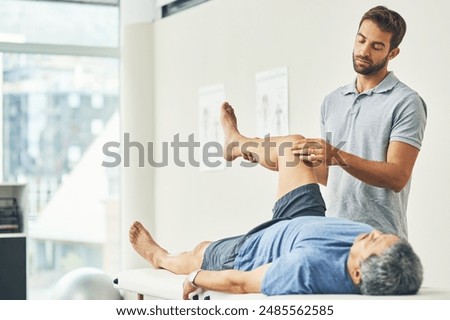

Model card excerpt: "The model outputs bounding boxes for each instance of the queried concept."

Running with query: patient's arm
[182,264,270,299]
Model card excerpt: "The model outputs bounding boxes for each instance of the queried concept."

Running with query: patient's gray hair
[360,239,423,295]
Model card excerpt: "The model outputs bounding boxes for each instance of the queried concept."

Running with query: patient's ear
[350,268,362,285]
[347,254,363,285]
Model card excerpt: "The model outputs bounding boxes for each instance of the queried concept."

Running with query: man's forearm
[193,270,256,294]
[293,139,418,191]
[189,264,269,297]
[338,150,409,192]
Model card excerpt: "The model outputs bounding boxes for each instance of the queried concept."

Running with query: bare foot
[129,221,168,268]
[220,102,242,161]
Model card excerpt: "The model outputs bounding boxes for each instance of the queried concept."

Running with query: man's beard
[352,53,389,75]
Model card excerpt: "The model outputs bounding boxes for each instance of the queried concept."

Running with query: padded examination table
[113,268,450,300]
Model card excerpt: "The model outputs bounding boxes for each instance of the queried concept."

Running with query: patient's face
[349,230,400,263]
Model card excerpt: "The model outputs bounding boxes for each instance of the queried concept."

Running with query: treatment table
[113,268,450,300]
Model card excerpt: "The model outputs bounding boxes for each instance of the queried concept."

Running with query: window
[0,0,119,299]
[161,0,211,18]
[0,0,118,47]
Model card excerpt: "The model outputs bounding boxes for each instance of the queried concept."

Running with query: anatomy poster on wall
[198,83,226,171]
[255,67,289,137]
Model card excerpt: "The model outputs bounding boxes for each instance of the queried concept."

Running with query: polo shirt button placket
[350,96,361,115]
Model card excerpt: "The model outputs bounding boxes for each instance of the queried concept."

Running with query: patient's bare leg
[221,102,278,170]
[129,221,210,274]
[220,102,243,162]
[220,102,318,199]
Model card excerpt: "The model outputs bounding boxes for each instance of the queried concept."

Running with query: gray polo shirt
[320,72,427,239]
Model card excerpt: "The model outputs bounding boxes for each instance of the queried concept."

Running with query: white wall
[122,0,450,290]
[119,0,157,270]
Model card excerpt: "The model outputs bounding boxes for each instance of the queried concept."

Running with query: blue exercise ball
[52,267,122,300]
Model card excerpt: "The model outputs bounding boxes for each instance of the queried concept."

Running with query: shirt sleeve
[390,93,427,150]
[261,247,359,295]
[261,250,315,295]
[261,247,358,296]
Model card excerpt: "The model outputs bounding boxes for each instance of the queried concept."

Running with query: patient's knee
[278,134,304,156]
[288,134,305,141]
[194,241,211,258]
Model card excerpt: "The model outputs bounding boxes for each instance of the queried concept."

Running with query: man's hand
[242,152,257,163]
[182,277,202,300]
[291,138,348,167]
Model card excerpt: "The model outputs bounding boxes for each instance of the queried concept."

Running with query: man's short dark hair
[359,6,407,50]
[360,239,423,295]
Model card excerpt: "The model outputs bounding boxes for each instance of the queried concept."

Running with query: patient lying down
[129,103,423,299]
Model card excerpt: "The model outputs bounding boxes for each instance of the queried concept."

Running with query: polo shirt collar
[341,71,399,96]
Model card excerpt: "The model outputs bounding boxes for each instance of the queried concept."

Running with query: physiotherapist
[293,6,427,239]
